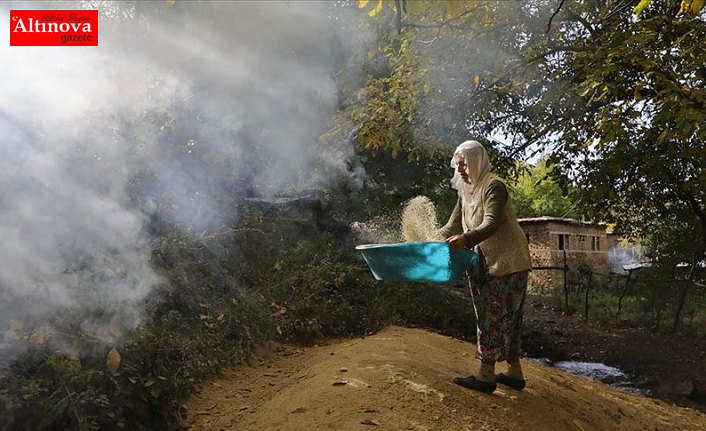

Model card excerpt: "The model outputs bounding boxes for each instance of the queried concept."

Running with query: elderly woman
[439,140,532,393]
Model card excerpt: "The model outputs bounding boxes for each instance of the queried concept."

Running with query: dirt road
[185,326,706,431]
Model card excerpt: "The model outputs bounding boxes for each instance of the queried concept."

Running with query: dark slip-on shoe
[496,373,526,390]
[453,376,497,393]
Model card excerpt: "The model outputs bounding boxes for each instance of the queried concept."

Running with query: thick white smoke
[0,1,369,349]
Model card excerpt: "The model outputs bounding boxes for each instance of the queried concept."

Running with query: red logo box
[10,10,98,46]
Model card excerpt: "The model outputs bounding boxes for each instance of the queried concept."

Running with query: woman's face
[456,156,470,184]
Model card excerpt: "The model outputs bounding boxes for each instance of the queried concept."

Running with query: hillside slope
[185,326,706,431]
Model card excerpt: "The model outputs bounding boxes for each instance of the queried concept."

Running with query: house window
[558,234,570,250]
[591,236,601,251]
[577,235,586,251]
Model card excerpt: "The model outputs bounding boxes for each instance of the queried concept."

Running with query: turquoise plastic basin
[355,242,477,284]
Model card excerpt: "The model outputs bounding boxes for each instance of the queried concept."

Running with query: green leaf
[634,0,651,16]
[368,0,385,17]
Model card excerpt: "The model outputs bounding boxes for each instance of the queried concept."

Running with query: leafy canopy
[512,159,580,219]
[337,0,706,264]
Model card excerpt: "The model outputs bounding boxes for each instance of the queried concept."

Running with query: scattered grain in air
[351,213,402,244]
[401,196,444,242]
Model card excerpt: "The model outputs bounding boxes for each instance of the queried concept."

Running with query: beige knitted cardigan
[441,174,531,277]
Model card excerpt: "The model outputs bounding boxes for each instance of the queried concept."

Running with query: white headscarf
[450,140,493,206]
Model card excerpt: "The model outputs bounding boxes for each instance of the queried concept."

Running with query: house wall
[521,221,609,293]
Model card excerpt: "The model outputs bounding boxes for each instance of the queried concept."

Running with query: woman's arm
[463,180,508,247]
[438,197,463,239]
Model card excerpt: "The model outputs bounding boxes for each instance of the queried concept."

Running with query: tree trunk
[617,269,632,317]
[672,257,698,333]
[584,271,592,319]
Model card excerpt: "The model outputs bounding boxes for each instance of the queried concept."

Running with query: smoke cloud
[0,1,369,351]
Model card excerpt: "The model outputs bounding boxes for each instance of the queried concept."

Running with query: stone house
[518,217,609,293]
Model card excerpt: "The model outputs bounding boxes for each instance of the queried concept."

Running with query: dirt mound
[185,326,706,431]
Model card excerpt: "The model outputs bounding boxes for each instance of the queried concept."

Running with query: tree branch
[500,117,565,164]
[661,165,706,237]
[547,0,567,33]
[565,11,596,36]
[400,5,477,29]
[601,0,635,21]
[546,36,589,53]
[474,45,583,99]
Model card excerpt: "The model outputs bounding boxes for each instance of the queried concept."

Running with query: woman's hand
[445,234,468,250]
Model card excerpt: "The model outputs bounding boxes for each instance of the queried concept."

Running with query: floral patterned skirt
[469,270,528,363]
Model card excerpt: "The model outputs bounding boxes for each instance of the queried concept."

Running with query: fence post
[617,269,632,317]
[563,249,569,313]
[673,257,698,332]
[584,270,592,319]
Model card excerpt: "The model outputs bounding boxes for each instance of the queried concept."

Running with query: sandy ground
[185,326,706,431]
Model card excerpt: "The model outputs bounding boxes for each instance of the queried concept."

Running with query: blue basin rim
[355,242,477,284]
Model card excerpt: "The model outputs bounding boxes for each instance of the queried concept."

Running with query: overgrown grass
[0,212,476,430]
[532,271,706,334]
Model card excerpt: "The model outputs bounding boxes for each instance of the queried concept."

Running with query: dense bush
[0,210,476,430]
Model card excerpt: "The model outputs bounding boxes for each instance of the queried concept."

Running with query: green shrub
[1,213,476,430]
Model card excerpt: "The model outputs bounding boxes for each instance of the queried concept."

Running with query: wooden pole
[584,270,592,319]
[672,257,698,333]
[563,249,569,313]
[617,269,632,317]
